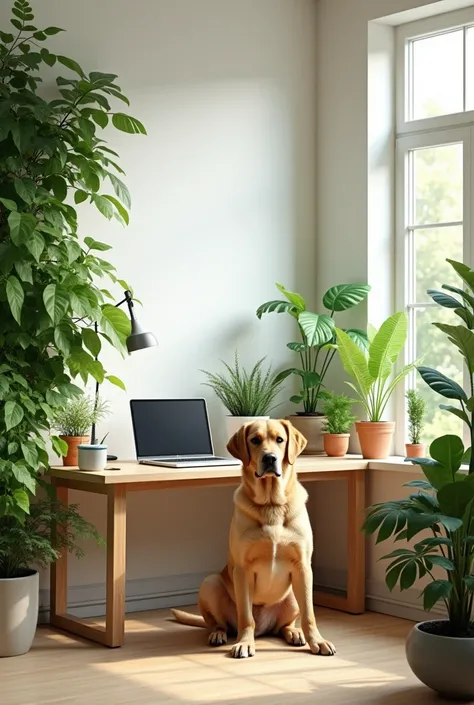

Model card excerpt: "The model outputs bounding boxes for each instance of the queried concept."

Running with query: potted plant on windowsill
[322,392,357,457]
[201,353,284,438]
[335,312,419,459]
[0,492,102,657]
[53,396,109,466]
[405,389,426,458]
[257,283,370,453]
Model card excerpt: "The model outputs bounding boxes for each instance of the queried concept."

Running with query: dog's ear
[281,420,307,465]
[226,424,250,466]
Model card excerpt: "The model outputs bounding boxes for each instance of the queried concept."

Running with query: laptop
[130,398,241,468]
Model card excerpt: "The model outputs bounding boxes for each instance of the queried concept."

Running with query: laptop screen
[130,399,213,457]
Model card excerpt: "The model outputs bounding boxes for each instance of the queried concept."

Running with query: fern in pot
[202,353,284,438]
[405,389,426,458]
[322,393,356,457]
[53,396,109,466]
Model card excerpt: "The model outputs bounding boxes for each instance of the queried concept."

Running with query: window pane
[465,27,474,111]
[412,30,464,121]
[414,306,463,446]
[413,143,463,226]
[414,226,463,302]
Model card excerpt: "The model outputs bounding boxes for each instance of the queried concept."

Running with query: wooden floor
[0,607,467,705]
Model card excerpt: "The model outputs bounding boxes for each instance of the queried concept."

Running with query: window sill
[368,456,422,474]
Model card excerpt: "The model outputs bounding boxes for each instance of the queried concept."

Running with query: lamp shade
[126,319,158,353]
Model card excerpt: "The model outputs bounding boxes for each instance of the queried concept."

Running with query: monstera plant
[257,283,370,454]
[0,0,145,656]
[362,259,474,699]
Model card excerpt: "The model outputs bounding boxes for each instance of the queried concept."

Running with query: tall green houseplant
[0,0,145,520]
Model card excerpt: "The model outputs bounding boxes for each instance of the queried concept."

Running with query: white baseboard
[39,572,443,626]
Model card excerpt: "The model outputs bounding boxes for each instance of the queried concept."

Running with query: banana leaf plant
[335,311,420,421]
[363,434,474,637]
[256,283,370,414]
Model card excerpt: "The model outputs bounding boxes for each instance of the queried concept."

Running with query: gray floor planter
[0,570,39,657]
[406,620,474,700]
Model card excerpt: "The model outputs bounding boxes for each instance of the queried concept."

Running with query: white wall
[0,0,319,612]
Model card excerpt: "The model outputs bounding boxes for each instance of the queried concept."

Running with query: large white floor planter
[406,620,474,700]
[0,570,39,657]
[225,416,270,440]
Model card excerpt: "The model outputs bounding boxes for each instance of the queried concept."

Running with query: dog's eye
[250,437,262,445]
[276,436,284,443]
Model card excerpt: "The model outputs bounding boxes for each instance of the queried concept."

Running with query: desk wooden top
[50,455,368,487]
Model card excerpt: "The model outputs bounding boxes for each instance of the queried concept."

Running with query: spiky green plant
[53,395,109,437]
[322,392,356,434]
[406,389,426,444]
[202,353,284,416]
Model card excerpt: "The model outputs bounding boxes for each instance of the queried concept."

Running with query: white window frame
[395,8,474,455]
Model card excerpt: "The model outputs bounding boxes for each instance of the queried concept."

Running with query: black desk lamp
[90,290,157,458]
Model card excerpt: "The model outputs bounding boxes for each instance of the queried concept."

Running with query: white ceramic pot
[286,415,327,454]
[78,444,107,472]
[406,620,474,699]
[225,416,270,439]
[0,570,39,657]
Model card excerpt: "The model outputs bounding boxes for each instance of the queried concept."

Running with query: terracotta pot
[355,421,395,459]
[60,435,89,466]
[406,621,474,699]
[323,433,350,458]
[286,415,327,455]
[405,443,426,458]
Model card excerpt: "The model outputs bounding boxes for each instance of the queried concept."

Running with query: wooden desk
[49,456,368,648]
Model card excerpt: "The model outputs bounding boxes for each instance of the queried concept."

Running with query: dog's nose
[262,453,277,465]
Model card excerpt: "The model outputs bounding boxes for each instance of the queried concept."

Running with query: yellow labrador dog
[171,419,335,658]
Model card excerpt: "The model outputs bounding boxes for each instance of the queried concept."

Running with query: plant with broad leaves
[256,283,370,414]
[335,312,421,421]
[363,434,474,637]
[0,1,145,524]
[421,259,474,474]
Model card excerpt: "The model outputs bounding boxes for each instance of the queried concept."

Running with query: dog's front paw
[308,634,336,656]
[231,640,255,658]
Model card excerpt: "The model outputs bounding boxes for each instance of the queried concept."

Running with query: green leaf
[427,289,462,309]
[112,112,146,134]
[434,324,474,372]
[368,312,407,381]
[0,197,17,211]
[425,554,454,571]
[57,55,85,77]
[14,260,33,284]
[430,435,465,473]
[82,328,101,357]
[6,275,24,324]
[403,479,434,490]
[103,194,129,225]
[385,560,406,591]
[51,435,69,457]
[422,580,452,610]
[417,366,467,402]
[439,404,470,425]
[287,342,307,353]
[345,328,369,352]
[14,178,36,204]
[437,476,474,518]
[256,300,298,318]
[20,442,39,471]
[108,173,131,209]
[106,375,126,391]
[26,231,45,262]
[100,304,131,348]
[437,515,463,532]
[414,537,453,551]
[335,328,373,396]
[323,284,371,312]
[400,561,417,591]
[74,189,88,204]
[90,109,109,128]
[299,312,334,347]
[447,259,474,296]
[4,401,24,431]
[54,322,74,357]
[43,284,69,323]
[290,394,304,404]
[41,50,56,67]
[13,488,30,514]
[11,465,34,491]
[47,174,68,202]
[464,576,474,592]
[8,210,36,246]
[92,193,114,219]
[64,239,82,264]
[275,283,306,311]
[44,26,64,35]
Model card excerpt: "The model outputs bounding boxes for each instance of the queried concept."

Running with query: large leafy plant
[0,1,144,522]
[335,312,418,421]
[257,283,370,414]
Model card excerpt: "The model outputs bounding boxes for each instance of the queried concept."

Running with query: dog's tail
[171,608,206,629]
